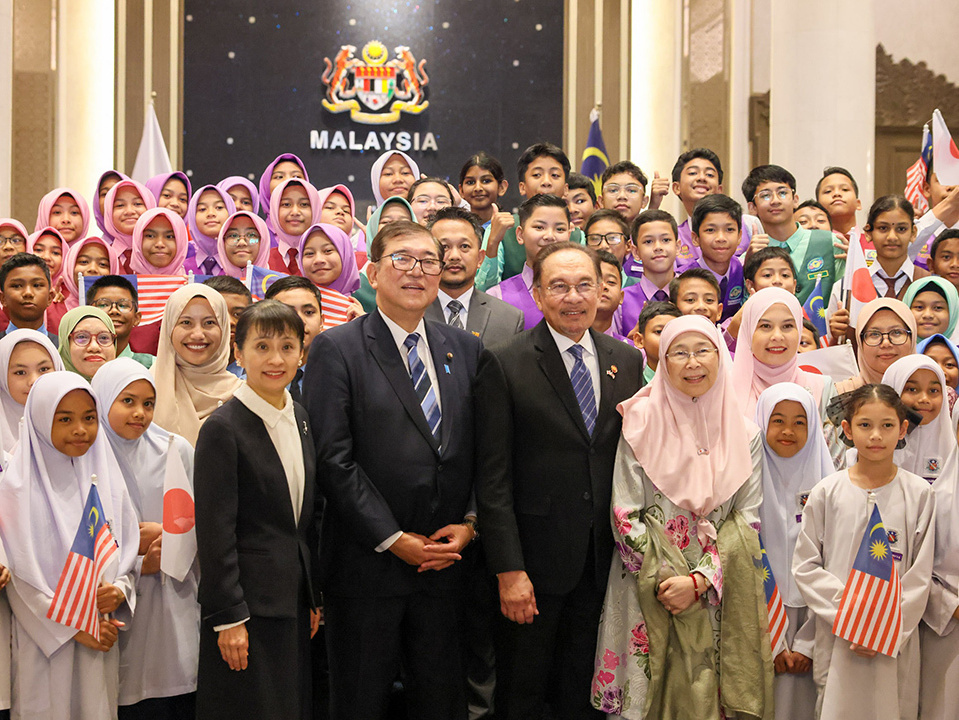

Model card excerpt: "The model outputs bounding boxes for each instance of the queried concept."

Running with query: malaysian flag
[802,275,829,347]
[904,123,932,216]
[248,265,352,328]
[832,504,903,657]
[760,536,788,652]
[83,274,215,325]
[47,481,119,641]
[580,107,609,198]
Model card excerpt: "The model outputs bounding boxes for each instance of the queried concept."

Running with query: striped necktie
[568,345,597,435]
[447,299,465,329]
[404,333,442,441]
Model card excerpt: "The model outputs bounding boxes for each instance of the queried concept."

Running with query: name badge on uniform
[886,527,903,562]
[795,491,810,523]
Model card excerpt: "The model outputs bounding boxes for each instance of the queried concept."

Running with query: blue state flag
[802,275,828,344]
[580,109,609,198]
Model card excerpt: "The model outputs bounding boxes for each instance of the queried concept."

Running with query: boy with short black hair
[615,209,678,334]
[629,300,682,383]
[599,161,665,225]
[742,164,840,305]
[670,148,759,265]
[743,246,798,296]
[87,275,153,368]
[0,252,58,345]
[265,275,324,401]
[203,275,253,377]
[478,142,586,288]
[566,172,598,230]
[688,194,747,322]
[487,194,571,329]
[795,200,833,232]
[815,166,861,240]
[583,209,631,267]
[591,249,626,341]
[930,228,959,293]
[668,267,723,324]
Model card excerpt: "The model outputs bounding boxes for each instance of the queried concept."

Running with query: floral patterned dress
[591,432,764,718]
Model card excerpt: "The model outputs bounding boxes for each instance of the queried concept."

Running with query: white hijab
[882,355,959,587]
[369,150,420,205]
[0,329,63,456]
[91,357,190,523]
[755,382,834,606]
[0,371,139,598]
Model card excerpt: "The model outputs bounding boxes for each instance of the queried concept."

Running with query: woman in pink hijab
[216,211,271,279]
[267,178,319,275]
[183,185,236,276]
[0,218,28,262]
[131,207,190,275]
[34,188,91,246]
[60,236,120,311]
[145,171,192,221]
[28,227,69,331]
[258,153,309,223]
[592,315,771,717]
[103,179,157,272]
[296,222,362,328]
[317,184,366,254]
[93,170,129,242]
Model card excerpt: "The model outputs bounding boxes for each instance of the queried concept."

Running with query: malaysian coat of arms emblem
[321,40,430,124]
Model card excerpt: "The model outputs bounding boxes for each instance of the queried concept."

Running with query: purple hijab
[187,185,237,258]
[145,172,193,213]
[92,170,129,240]
[258,153,309,222]
[217,175,260,214]
[297,222,360,295]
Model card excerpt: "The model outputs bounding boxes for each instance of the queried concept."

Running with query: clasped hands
[389,523,475,573]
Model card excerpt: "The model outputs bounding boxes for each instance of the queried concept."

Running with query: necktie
[287,249,298,274]
[719,277,728,300]
[882,274,903,298]
[404,333,442,441]
[652,290,668,302]
[568,345,597,435]
[201,256,217,276]
[447,299,465,329]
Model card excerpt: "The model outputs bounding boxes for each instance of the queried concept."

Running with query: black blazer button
[583,491,591,501]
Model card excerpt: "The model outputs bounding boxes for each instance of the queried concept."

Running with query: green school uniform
[769,224,843,305]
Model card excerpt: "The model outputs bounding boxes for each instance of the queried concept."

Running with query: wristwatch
[462,517,479,542]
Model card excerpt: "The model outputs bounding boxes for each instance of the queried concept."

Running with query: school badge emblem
[925,458,940,475]
[321,41,430,124]
[885,529,899,545]
[806,257,824,273]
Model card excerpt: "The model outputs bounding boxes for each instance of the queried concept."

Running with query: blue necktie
[568,345,596,435]
[201,256,217,275]
[404,333,442,441]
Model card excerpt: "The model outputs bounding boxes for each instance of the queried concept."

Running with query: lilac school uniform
[613,275,672,337]
[487,265,543,330]
[674,218,752,268]
[676,255,746,323]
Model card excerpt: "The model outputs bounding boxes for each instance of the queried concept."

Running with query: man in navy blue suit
[304,220,481,720]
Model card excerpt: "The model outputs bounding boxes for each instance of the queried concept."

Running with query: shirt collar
[379,309,428,348]
[235,381,294,429]
[778,223,805,250]
[546,322,597,360]
[437,286,474,312]
[638,274,668,299]
[522,263,534,290]
[697,258,732,282]
[871,257,915,279]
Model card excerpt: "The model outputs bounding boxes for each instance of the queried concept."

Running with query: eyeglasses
[664,347,718,364]
[384,252,445,275]
[860,328,911,347]
[755,188,792,203]
[70,330,116,348]
[585,232,626,247]
[93,299,134,313]
[0,234,25,247]
[411,195,452,208]
[603,184,643,197]
[224,231,261,246]
[541,281,598,298]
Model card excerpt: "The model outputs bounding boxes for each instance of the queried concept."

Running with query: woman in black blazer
[194,300,319,720]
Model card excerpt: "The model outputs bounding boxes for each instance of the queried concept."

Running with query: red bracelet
[690,573,700,598]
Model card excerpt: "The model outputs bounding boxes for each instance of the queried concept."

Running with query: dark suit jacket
[304,308,482,598]
[474,321,643,596]
[195,398,317,627]
[426,288,524,350]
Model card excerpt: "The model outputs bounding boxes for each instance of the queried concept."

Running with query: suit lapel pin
[607,365,618,379]
[302,420,308,435]
[472,331,480,338]
[445,352,453,374]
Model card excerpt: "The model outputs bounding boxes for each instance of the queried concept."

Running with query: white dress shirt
[546,323,601,405]
[437,286,475,328]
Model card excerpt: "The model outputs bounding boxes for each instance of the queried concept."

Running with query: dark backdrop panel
[183,0,565,212]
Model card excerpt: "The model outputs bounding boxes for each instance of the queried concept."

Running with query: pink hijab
[92,170,129,239]
[186,184,237,260]
[34,188,91,244]
[1,218,29,245]
[27,226,67,286]
[268,178,320,258]
[131,207,189,275]
[258,153,309,222]
[103,179,157,255]
[296,222,361,295]
[217,176,260,214]
[316,184,365,254]
[216,211,271,279]
[619,315,756,541]
[61,237,120,309]
[731,287,826,417]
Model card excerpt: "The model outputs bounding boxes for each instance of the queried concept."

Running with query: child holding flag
[793,384,936,720]
[0,371,140,719]
[755,383,834,720]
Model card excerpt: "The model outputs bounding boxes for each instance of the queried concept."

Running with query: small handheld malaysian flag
[832,504,903,657]
[759,536,788,652]
[46,478,119,641]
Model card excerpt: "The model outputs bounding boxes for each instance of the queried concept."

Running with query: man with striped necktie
[475,241,643,719]
[305,220,481,720]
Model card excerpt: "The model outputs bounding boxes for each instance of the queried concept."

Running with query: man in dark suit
[425,207,524,349]
[475,241,643,719]
[304,220,481,720]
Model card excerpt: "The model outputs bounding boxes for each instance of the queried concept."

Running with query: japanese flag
[932,109,959,186]
[159,435,196,582]
[845,225,878,329]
